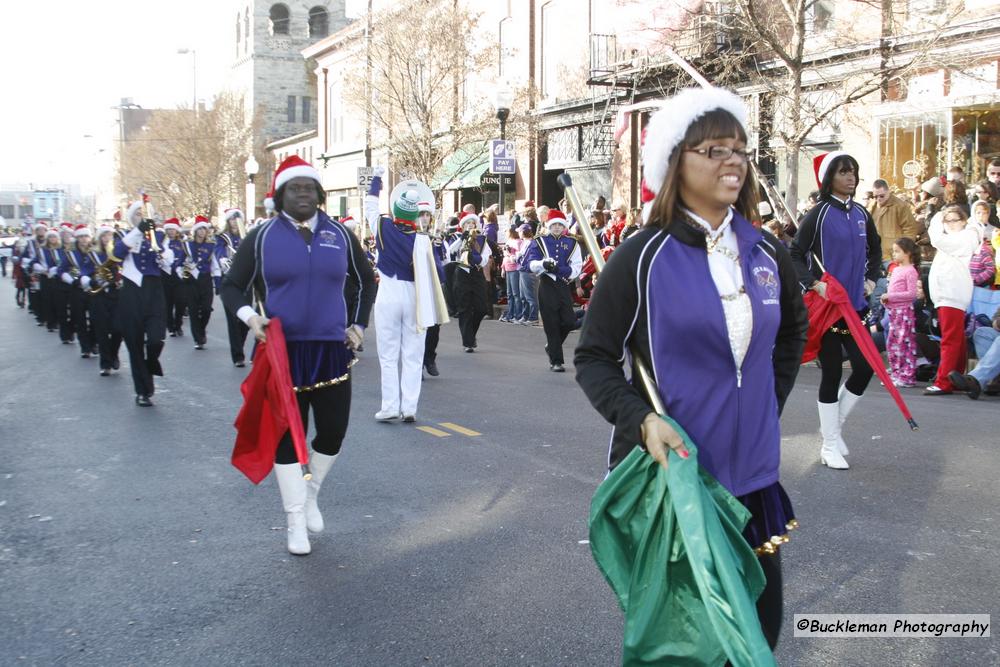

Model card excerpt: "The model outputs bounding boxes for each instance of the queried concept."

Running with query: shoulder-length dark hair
[273,182,327,212]
[894,236,921,268]
[646,109,759,229]
[819,154,860,199]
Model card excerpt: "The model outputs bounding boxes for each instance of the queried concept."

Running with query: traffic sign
[357,166,375,190]
[490,139,516,175]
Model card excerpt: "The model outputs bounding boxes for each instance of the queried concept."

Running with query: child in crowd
[881,237,921,387]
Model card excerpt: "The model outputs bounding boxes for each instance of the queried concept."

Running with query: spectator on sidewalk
[950,307,1000,399]
[881,238,921,387]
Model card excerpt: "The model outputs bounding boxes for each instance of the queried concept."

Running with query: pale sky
[0,0,234,191]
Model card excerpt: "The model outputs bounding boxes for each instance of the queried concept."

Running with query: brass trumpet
[89,241,119,294]
[459,228,480,267]
[140,193,161,252]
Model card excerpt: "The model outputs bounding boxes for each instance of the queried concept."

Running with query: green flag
[588,416,777,666]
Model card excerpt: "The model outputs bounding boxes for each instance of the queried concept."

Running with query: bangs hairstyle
[893,236,921,269]
[273,182,327,212]
[646,108,759,229]
[819,154,860,199]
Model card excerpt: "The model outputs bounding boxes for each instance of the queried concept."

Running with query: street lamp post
[244,155,259,220]
[494,89,514,216]
[177,48,197,113]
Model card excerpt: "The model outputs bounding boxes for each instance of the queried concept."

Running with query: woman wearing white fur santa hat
[789,151,881,470]
[221,154,376,555]
[575,86,808,659]
[180,215,221,349]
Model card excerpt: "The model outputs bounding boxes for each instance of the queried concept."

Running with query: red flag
[802,272,918,430]
[231,318,310,483]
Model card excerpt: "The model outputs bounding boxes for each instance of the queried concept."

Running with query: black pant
[118,277,166,396]
[38,276,57,329]
[54,282,74,342]
[724,553,782,665]
[224,304,249,363]
[817,325,874,403]
[454,267,488,348]
[424,324,440,366]
[185,275,213,345]
[443,263,459,316]
[91,289,122,371]
[69,288,95,353]
[275,378,351,464]
[538,277,575,365]
[163,273,186,333]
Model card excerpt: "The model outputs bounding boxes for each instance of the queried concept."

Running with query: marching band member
[162,218,187,337]
[182,215,221,350]
[90,224,123,376]
[114,199,175,407]
[522,209,583,372]
[36,228,64,333]
[54,223,77,344]
[59,225,98,358]
[221,155,376,555]
[423,210,449,377]
[365,169,449,422]
[21,222,48,323]
[575,88,808,654]
[216,209,249,366]
[448,213,491,352]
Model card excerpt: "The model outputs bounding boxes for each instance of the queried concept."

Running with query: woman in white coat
[925,204,982,395]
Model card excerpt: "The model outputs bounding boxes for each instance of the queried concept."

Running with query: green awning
[431,143,489,190]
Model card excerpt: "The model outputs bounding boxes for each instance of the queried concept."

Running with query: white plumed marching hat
[223,208,244,221]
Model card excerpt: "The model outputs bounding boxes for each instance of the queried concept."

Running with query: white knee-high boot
[274,464,311,555]
[818,401,849,470]
[305,452,338,533]
[837,384,862,456]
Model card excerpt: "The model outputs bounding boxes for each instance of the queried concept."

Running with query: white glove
[812,281,828,300]
[220,257,232,273]
[47,266,58,278]
[21,257,31,269]
[373,166,386,178]
[81,276,91,290]
[61,272,74,285]
[528,259,546,275]
[345,324,365,351]
[247,313,270,343]
[864,279,876,297]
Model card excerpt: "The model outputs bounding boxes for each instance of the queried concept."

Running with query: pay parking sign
[490,139,516,175]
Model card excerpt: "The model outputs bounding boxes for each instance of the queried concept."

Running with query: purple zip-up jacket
[575,213,808,496]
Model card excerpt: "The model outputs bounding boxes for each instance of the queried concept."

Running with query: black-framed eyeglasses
[684,146,750,161]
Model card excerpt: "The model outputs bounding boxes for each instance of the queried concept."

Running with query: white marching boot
[818,401,849,470]
[837,385,862,457]
[274,464,311,555]
[305,452,338,533]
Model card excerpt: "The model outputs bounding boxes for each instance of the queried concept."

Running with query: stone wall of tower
[229,0,351,144]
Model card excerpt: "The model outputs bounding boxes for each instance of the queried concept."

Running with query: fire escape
[585,33,637,165]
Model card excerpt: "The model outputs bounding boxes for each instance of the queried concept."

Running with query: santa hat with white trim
[545,209,569,229]
[272,155,321,193]
[417,200,433,213]
[612,87,747,223]
[459,213,479,228]
[60,222,75,234]
[812,151,849,188]
[33,221,48,232]
[191,215,211,233]
[45,228,60,239]
[96,223,115,236]
[74,224,92,238]
[223,208,244,221]
[340,215,357,230]
[163,217,181,232]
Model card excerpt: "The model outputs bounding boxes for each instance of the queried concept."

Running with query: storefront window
[878,110,948,192]
[951,106,1000,183]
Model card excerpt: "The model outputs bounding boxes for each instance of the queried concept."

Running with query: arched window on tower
[308,7,329,38]
[269,3,290,36]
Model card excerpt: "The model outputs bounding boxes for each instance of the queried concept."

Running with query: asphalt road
[1,279,997,666]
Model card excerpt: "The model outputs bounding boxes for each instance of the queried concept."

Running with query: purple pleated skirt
[737,482,797,555]
[285,339,355,390]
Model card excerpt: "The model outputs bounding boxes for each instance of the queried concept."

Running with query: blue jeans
[518,271,539,321]
[971,327,1000,384]
[504,271,523,320]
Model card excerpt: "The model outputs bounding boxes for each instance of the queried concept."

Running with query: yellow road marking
[416,426,451,437]
[438,422,481,437]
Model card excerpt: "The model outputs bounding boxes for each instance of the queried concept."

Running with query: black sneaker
[424,362,439,376]
[948,371,982,400]
[100,368,110,377]
[550,363,565,372]
[234,360,246,368]
[135,394,153,407]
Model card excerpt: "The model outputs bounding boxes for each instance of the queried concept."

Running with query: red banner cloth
[231,318,309,483]
[801,272,917,429]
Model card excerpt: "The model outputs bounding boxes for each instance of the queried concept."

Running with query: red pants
[934,306,967,391]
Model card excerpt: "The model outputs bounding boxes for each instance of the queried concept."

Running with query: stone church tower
[229,1,350,145]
